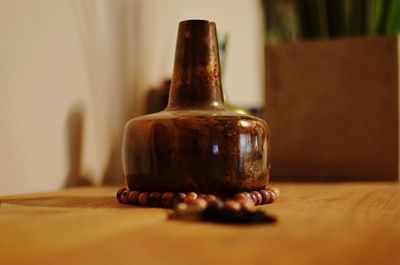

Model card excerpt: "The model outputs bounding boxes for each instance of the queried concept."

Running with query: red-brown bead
[116,187,127,203]
[149,192,162,207]
[259,189,270,205]
[249,192,257,204]
[161,192,175,208]
[208,198,224,209]
[187,192,198,200]
[184,192,198,204]
[251,191,262,205]
[205,194,218,203]
[234,193,248,201]
[267,189,277,204]
[224,200,241,212]
[121,190,130,204]
[138,192,150,206]
[189,198,208,210]
[243,192,251,199]
[175,193,186,204]
[128,191,140,204]
[267,187,280,197]
[240,199,256,212]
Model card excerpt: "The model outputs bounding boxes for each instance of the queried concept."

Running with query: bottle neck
[166,20,225,110]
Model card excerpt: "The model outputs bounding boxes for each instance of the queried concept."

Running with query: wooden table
[1,183,399,265]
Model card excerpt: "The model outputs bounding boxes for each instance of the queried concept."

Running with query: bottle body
[123,110,270,195]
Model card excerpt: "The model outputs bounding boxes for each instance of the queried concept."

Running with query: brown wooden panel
[264,36,398,181]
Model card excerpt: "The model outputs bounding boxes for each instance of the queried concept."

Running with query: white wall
[0,0,265,195]
[0,0,136,195]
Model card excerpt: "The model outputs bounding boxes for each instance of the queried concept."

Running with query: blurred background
[264,0,400,43]
[1,0,399,195]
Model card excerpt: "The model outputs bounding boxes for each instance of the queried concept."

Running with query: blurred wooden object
[145,79,170,114]
[1,184,400,265]
[264,35,399,181]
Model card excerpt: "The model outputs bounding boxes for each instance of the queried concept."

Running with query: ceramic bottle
[123,20,270,196]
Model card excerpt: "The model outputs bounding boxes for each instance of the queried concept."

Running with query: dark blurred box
[264,35,399,181]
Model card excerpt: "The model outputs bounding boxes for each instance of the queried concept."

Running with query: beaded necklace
[116,187,280,224]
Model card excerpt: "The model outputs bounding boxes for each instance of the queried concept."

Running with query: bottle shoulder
[125,109,269,132]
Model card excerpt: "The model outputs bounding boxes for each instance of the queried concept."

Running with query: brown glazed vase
[123,20,270,196]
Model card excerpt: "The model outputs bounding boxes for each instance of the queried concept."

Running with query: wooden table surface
[1,182,399,265]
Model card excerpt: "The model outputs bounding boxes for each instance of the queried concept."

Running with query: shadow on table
[64,104,93,188]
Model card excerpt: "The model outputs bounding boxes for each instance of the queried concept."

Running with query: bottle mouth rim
[179,19,216,26]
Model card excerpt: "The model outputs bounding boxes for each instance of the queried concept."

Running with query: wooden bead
[243,192,251,199]
[190,198,208,210]
[186,192,198,200]
[267,189,277,204]
[208,199,224,210]
[251,191,262,205]
[184,192,198,204]
[120,190,130,204]
[128,191,140,204]
[149,192,162,207]
[249,192,257,204]
[161,192,175,208]
[234,193,248,202]
[267,187,280,197]
[184,196,197,205]
[234,193,253,207]
[116,187,127,203]
[224,200,241,212]
[118,187,280,209]
[138,192,150,206]
[259,189,270,205]
[205,194,218,203]
[240,199,256,212]
[175,193,186,204]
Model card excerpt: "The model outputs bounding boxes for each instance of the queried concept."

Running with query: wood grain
[1,183,399,265]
